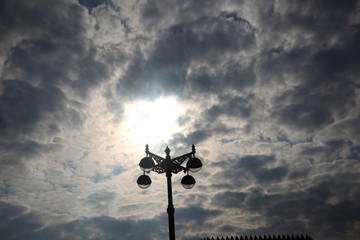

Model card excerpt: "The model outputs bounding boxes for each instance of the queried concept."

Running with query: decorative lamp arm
[146,151,166,164]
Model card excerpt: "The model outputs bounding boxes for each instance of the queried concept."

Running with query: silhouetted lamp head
[181,175,196,189]
[137,174,152,189]
[186,157,202,172]
[139,157,155,172]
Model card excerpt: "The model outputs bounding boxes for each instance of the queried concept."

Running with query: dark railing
[201,234,313,240]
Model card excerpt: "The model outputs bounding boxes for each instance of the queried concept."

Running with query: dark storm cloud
[209,152,360,239]
[0,200,156,240]
[175,206,222,239]
[0,1,84,57]
[0,0,111,170]
[169,121,233,147]
[0,141,60,168]
[0,80,75,138]
[300,138,360,163]
[170,94,255,146]
[186,61,256,94]
[254,1,360,135]
[270,48,357,132]
[78,0,106,14]
[4,36,109,99]
[249,187,360,239]
[117,4,256,99]
[86,191,116,209]
[78,0,121,16]
[0,201,220,240]
[211,155,288,190]
[204,95,253,122]
[176,206,221,227]
[211,191,247,209]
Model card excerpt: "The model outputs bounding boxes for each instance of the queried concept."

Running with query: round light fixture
[181,175,196,189]
[139,157,155,172]
[186,157,202,172]
[137,174,152,189]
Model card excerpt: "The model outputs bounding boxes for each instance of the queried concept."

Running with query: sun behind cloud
[121,97,183,144]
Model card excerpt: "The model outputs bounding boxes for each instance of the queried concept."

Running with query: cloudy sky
[1,0,360,239]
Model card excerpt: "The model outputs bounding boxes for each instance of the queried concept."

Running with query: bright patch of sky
[122,97,184,144]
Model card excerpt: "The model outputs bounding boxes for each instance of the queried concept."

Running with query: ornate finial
[145,144,149,153]
[165,146,171,157]
[192,144,196,154]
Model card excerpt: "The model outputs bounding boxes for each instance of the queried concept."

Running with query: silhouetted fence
[201,234,313,240]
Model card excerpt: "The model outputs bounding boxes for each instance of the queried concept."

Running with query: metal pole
[166,170,175,240]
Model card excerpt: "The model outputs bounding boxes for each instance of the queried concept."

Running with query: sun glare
[122,97,183,144]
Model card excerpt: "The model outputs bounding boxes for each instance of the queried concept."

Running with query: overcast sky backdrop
[1,0,360,239]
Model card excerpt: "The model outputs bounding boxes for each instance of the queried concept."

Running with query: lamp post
[137,144,203,240]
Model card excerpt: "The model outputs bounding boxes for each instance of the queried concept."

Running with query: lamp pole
[165,147,176,240]
[137,144,203,240]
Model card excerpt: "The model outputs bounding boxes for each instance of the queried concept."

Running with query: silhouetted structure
[201,235,312,240]
[137,144,203,240]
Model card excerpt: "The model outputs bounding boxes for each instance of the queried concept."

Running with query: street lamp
[137,144,202,240]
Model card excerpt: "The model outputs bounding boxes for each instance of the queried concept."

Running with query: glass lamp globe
[186,157,202,172]
[181,175,196,189]
[139,157,155,172]
[137,175,152,189]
